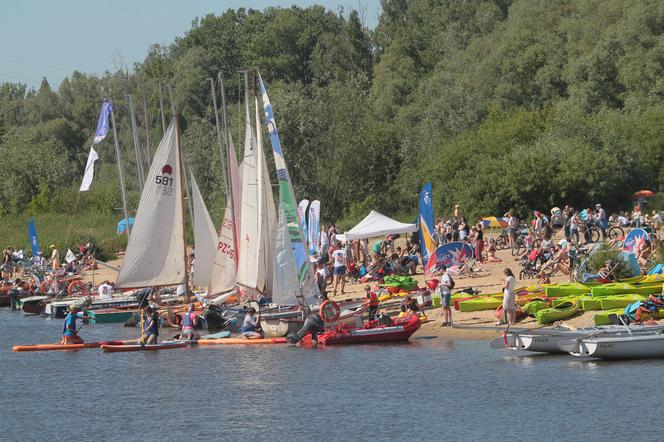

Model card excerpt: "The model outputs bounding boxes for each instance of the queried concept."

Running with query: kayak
[101,342,188,353]
[544,283,593,298]
[536,301,579,325]
[552,296,579,307]
[315,315,421,345]
[522,299,550,316]
[599,294,646,310]
[593,309,625,326]
[13,340,131,352]
[495,305,527,321]
[637,274,664,284]
[580,296,602,311]
[590,283,662,297]
[459,297,502,312]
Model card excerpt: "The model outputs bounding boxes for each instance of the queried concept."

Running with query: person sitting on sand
[487,238,502,263]
[637,239,652,268]
[537,271,550,285]
[241,307,262,339]
[61,305,91,344]
[400,296,420,316]
[180,303,199,340]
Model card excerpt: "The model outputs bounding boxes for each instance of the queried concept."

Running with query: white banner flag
[65,249,77,264]
[79,147,99,192]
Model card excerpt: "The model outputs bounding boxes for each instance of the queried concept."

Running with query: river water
[1,309,661,441]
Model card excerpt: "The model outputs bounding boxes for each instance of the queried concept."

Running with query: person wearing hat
[61,305,91,344]
[48,244,60,271]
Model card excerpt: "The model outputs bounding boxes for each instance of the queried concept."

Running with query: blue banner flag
[28,218,39,257]
[418,183,436,267]
[93,101,114,144]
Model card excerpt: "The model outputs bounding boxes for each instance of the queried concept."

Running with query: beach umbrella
[116,217,135,235]
[632,189,655,198]
[480,216,508,228]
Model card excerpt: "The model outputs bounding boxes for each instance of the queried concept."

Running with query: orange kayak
[13,340,132,352]
[197,337,288,345]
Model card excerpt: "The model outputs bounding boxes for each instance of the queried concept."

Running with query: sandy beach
[78,232,614,342]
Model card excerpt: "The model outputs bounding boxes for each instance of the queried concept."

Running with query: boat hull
[318,315,421,345]
[569,334,664,359]
[13,340,130,352]
[101,342,187,353]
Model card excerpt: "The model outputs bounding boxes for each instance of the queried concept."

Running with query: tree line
[1,1,664,235]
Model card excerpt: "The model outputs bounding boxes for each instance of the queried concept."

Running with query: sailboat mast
[110,106,131,239]
[175,115,190,303]
[158,83,167,135]
[208,77,229,191]
[128,94,145,192]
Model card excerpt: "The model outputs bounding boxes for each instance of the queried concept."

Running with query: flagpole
[158,82,167,135]
[128,94,145,192]
[110,107,131,239]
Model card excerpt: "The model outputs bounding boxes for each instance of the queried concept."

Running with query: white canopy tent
[338,210,418,241]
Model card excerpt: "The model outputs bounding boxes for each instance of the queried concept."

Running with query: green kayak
[593,309,624,326]
[459,297,502,312]
[544,283,594,298]
[536,301,579,325]
[599,294,646,310]
[552,296,579,307]
[590,283,662,297]
[580,297,602,311]
[522,299,549,316]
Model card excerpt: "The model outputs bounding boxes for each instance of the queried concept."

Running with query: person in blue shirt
[61,305,90,344]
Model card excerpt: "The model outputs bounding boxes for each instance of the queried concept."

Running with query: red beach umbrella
[632,189,655,198]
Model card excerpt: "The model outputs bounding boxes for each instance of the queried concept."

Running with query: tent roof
[341,210,418,241]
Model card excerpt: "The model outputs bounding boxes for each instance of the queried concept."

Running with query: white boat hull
[569,334,664,359]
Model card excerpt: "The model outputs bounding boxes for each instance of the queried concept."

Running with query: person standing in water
[436,266,453,326]
[179,303,199,341]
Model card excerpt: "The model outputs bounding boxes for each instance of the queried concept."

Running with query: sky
[0,0,380,89]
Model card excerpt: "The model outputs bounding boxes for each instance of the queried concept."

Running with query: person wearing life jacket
[61,305,90,344]
[241,308,262,339]
[364,285,379,320]
[287,312,325,346]
[179,303,199,341]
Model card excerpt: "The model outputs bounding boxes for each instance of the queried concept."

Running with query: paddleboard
[13,340,130,352]
[100,342,187,353]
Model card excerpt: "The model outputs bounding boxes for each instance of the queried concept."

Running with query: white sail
[208,134,241,296]
[236,100,265,294]
[190,173,218,289]
[272,202,300,305]
[116,119,185,288]
[257,95,277,298]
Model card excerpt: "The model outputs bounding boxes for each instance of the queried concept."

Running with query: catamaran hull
[567,334,664,359]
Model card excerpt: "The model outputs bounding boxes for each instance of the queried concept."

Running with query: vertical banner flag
[258,72,313,286]
[419,182,436,267]
[79,147,99,192]
[298,200,309,253]
[28,218,39,257]
[93,100,114,144]
[308,200,320,254]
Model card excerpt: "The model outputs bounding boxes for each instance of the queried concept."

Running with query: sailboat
[115,117,188,293]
